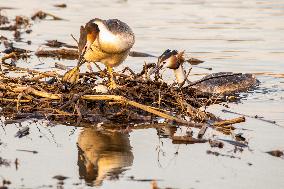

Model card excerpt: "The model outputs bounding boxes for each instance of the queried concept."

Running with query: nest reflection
[77,128,133,186]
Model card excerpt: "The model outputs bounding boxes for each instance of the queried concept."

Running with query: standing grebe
[63,18,135,89]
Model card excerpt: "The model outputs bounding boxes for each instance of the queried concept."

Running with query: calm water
[1,0,284,188]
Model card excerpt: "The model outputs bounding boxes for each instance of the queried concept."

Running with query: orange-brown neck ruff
[85,21,99,49]
[86,32,97,45]
[77,31,98,66]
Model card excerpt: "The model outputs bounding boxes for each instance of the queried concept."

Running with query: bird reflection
[77,128,133,186]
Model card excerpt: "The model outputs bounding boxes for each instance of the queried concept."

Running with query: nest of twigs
[1,10,244,136]
[0,59,245,137]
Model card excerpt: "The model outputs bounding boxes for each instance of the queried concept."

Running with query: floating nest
[0,59,245,138]
[0,11,247,144]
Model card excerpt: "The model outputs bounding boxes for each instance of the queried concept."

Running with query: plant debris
[197,125,208,138]
[0,179,11,189]
[172,135,207,144]
[209,139,224,148]
[206,150,240,159]
[218,139,248,148]
[14,127,30,138]
[31,11,64,20]
[0,15,30,30]
[35,48,78,59]
[16,149,38,154]
[0,56,247,137]
[128,51,156,57]
[266,150,284,158]
[44,40,77,49]
[187,57,204,65]
[222,109,279,126]
[235,133,246,142]
[53,175,69,181]
[53,4,67,8]
[0,13,9,25]
[1,48,30,64]
[128,176,162,182]
[0,157,10,167]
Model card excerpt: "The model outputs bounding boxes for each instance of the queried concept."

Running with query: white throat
[173,65,186,84]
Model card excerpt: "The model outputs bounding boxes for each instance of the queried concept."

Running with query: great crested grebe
[63,18,135,89]
[158,50,258,95]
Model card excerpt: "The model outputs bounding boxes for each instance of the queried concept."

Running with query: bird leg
[107,66,117,89]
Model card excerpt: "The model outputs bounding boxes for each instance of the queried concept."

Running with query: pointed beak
[148,50,175,76]
[77,41,91,67]
[77,53,85,67]
[149,53,179,76]
[148,62,164,76]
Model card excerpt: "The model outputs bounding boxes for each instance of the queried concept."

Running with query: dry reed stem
[213,116,245,127]
[0,98,31,102]
[0,83,62,99]
[81,95,189,124]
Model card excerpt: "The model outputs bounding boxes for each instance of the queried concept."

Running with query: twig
[16,149,38,154]
[222,109,280,126]
[54,62,68,70]
[81,95,188,125]
[35,48,78,60]
[59,90,91,110]
[213,116,245,127]
[0,83,62,100]
[179,67,192,88]
[197,125,208,139]
[185,102,209,121]
[172,136,207,144]
[0,98,30,103]
[31,11,64,20]
[122,67,137,77]
[70,34,79,46]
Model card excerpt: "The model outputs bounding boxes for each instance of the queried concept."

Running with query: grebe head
[77,20,99,66]
[163,51,185,69]
[77,18,135,66]
[151,50,183,73]
[151,50,187,84]
[84,21,100,53]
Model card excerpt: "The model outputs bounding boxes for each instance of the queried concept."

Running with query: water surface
[0,0,284,188]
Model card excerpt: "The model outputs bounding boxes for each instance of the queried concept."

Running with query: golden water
[1,0,284,188]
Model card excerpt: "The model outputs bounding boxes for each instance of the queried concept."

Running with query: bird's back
[104,19,133,35]
[81,18,135,66]
[95,19,135,54]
